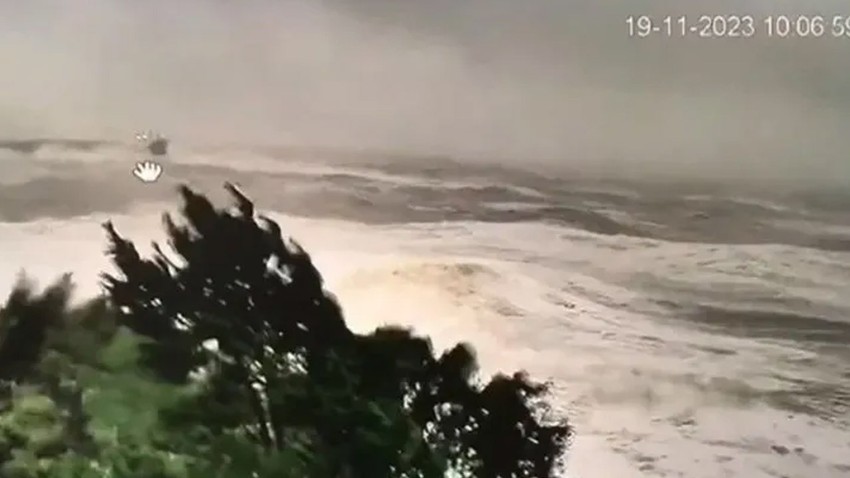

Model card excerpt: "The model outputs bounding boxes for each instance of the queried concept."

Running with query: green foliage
[0,274,74,385]
[0,389,65,459]
[0,182,571,478]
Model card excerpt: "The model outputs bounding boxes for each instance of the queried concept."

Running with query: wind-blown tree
[102,183,571,478]
[0,276,103,474]
[0,275,75,386]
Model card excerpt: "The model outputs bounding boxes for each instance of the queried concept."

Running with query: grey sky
[1,0,849,184]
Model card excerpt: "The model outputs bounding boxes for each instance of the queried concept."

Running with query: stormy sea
[1,138,848,477]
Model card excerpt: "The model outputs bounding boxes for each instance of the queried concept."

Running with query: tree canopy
[0,183,571,478]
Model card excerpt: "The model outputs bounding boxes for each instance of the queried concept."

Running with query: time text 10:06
[626,15,850,39]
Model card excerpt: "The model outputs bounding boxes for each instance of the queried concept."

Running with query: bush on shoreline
[0,183,570,478]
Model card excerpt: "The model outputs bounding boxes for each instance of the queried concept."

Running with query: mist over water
[1,0,850,184]
[2,1,850,477]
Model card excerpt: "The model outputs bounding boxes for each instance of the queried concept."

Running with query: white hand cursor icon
[133,161,163,183]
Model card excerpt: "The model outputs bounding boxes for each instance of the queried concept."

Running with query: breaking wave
[1,140,850,476]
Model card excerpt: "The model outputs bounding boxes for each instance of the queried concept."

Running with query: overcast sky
[1,0,849,184]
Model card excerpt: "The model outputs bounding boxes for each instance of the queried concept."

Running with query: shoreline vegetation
[0,183,570,478]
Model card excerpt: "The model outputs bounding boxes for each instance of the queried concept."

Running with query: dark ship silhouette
[137,131,169,156]
[147,136,168,156]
